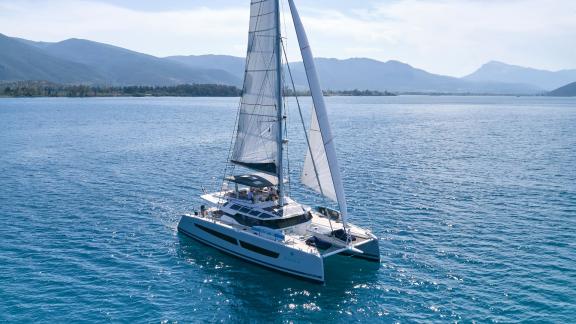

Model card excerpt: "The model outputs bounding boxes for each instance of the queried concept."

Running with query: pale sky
[0,0,575,77]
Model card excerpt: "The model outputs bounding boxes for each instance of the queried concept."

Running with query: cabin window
[230,204,242,211]
[271,212,313,228]
[240,207,252,213]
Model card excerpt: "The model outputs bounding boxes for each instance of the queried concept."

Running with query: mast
[288,0,348,228]
[275,0,285,206]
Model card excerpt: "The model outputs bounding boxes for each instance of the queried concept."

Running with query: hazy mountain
[287,58,539,94]
[0,33,103,84]
[40,39,241,86]
[164,55,539,94]
[166,55,245,80]
[11,37,54,49]
[464,61,576,91]
[548,81,576,97]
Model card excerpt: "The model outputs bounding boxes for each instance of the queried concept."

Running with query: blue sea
[1,96,575,322]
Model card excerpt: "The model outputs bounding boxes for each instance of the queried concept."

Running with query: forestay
[231,0,280,175]
[289,0,349,222]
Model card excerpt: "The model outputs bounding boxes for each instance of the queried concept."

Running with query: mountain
[464,61,576,91]
[287,58,539,94]
[40,39,241,86]
[164,55,539,94]
[0,33,240,86]
[548,81,576,97]
[0,34,548,93]
[0,33,103,84]
[166,55,245,81]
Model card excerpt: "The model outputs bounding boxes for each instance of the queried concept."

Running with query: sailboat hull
[177,214,325,283]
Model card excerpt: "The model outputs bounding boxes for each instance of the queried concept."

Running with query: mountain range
[463,61,576,91]
[1,33,575,94]
[0,33,240,86]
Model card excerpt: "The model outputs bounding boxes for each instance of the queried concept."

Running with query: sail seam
[251,11,275,18]
[249,27,276,33]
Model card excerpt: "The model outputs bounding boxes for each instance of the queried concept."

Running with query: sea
[1,96,575,322]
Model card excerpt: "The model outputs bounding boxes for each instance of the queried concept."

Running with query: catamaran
[178,0,380,283]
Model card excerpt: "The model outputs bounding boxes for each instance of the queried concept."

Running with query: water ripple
[1,96,575,322]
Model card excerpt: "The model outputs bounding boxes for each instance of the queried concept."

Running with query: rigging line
[280,40,291,195]
[281,38,325,197]
[280,0,290,194]
[280,0,288,53]
[274,0,285,206]
[215,94,241,207]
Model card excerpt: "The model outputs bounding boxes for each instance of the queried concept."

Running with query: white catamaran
[178,0,380,283]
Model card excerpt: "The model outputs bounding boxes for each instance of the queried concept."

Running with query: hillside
[166,55,245,81]
[287,58,538,94]
[464,61,576,91]
[40,39,241,86]
[0,34,240,86]
[548,81,576,97]
[0,33,103,84]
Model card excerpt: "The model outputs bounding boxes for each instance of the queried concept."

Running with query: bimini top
[226,173,280,188]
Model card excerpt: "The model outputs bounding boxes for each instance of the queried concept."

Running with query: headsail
[231,0,280,175]
[288,0,349,222]
[301,110,337,200]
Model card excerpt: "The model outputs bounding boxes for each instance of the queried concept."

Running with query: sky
[0,0,575,77]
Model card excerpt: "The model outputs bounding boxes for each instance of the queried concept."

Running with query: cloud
[0,0,574,76]
[296,0,576,75]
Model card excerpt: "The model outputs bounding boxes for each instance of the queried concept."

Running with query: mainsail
[231,0,281,175]
[288,0,349,221]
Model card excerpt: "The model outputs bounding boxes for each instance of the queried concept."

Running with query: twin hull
[177,214,325,282]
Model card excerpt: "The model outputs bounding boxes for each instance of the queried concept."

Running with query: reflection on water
[176,233,380,319]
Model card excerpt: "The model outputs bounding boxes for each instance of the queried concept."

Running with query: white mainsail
[231,0,280,175]
[288,0,349,222]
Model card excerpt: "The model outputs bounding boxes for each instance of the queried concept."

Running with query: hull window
[239,240,280,258]
[195,224,238,245]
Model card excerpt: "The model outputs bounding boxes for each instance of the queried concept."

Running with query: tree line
[0,81,397,98]
[284,88,396,97]
[0,81,241,97]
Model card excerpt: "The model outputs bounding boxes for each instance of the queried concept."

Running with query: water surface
[1,96,575,322]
